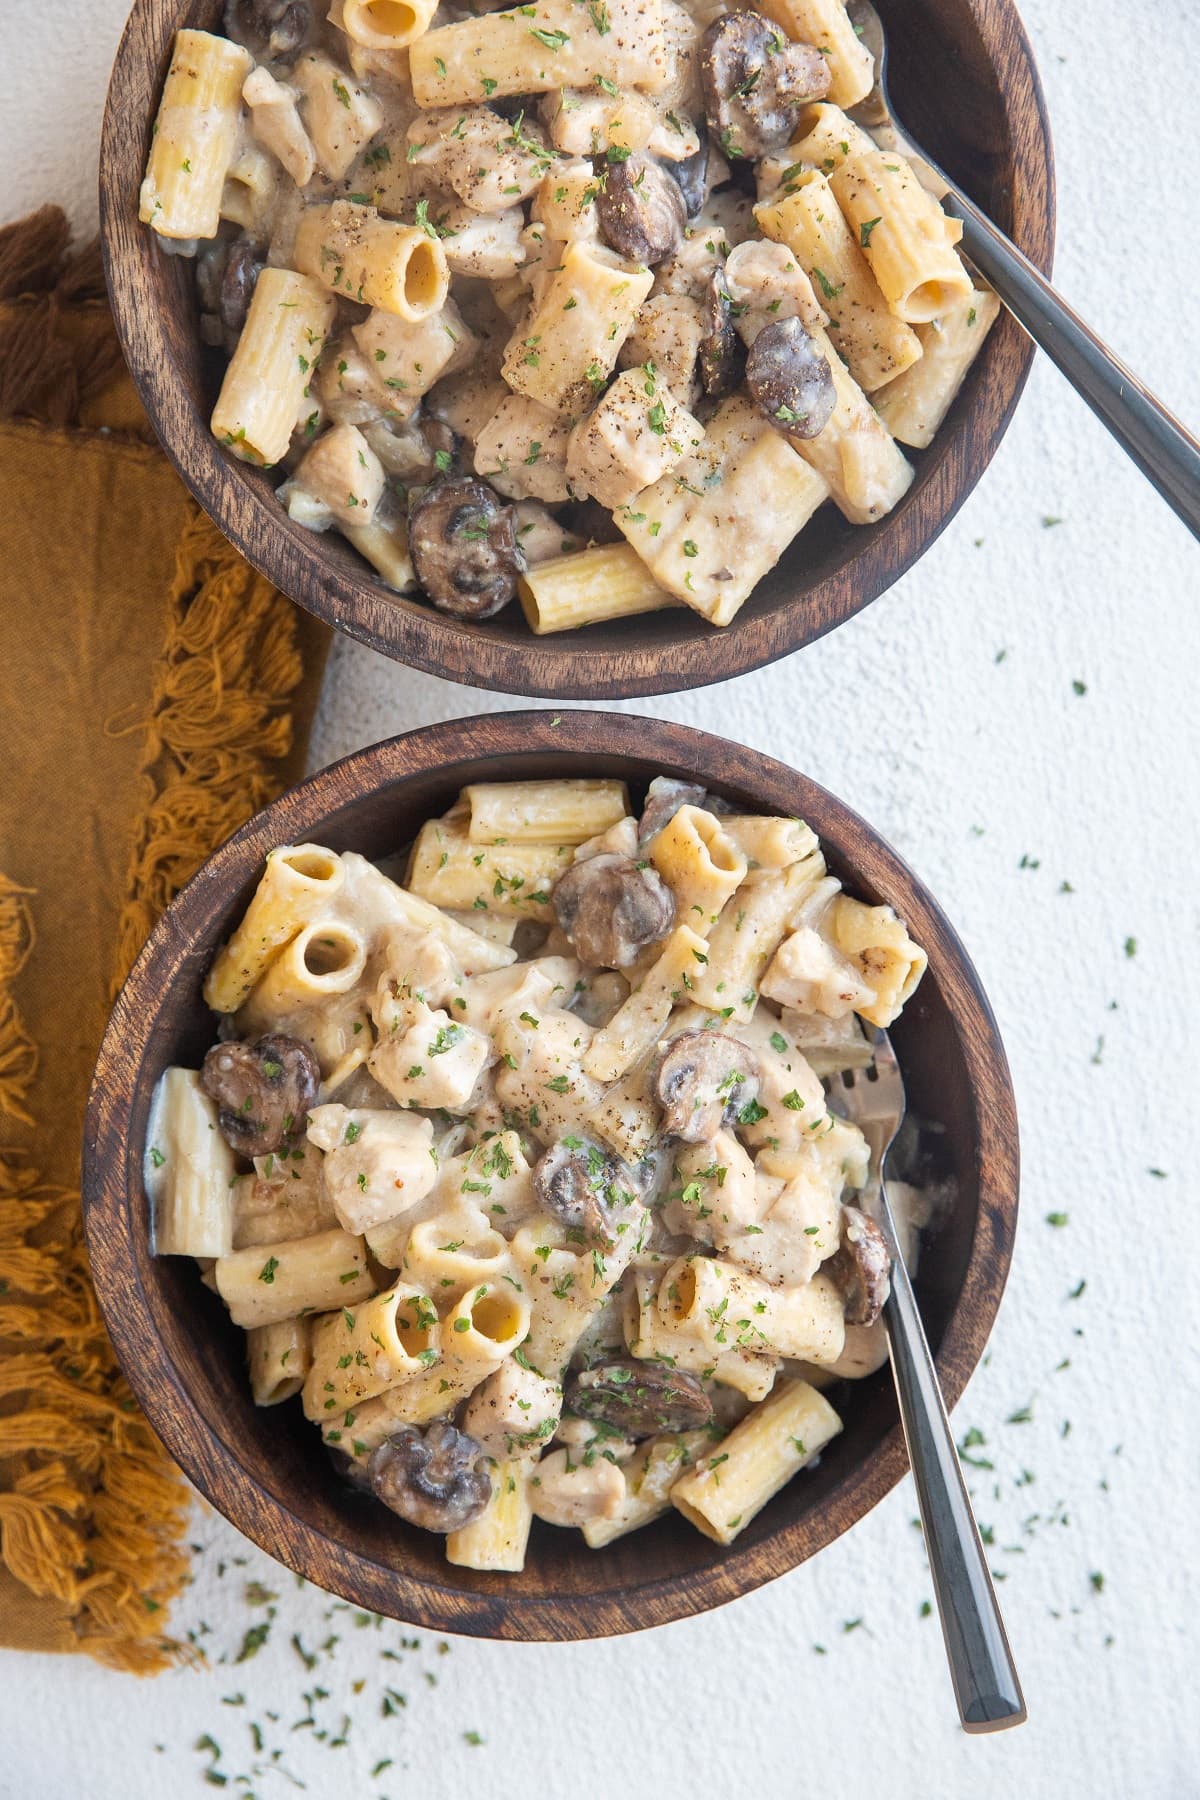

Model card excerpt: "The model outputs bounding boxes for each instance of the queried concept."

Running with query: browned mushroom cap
[533,1139,641,1248]
[665,117,710,220]
[701,12,831,160]
[827,1205,891,1326]
[746,317,836,438]
[596,154,686,266]
[552,853,675,968]
[698,267,746,401]
[653,1029,761,1141]
[408,476,525,619]
[200,1033,320,1158]
[219,236,265,338]
[567,1357,714,1437]
[637,775,709,847]
[225,0,310,55]
[368,1422,492,1533]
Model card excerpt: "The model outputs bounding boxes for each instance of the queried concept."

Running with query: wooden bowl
[99,0,1054,700]
[83,712,1019,1638]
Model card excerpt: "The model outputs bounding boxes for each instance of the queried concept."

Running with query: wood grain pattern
[82,714,1020,1638]
[98,0,1054,700]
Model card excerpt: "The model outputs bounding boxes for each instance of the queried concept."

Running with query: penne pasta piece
[583,923,712,1083]
[410,0,672,108]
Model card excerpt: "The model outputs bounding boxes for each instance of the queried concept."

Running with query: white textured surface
[3,3,1200,1795]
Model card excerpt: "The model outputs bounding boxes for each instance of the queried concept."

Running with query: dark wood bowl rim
[82,712,1019,1638]
[98,0,1055,699]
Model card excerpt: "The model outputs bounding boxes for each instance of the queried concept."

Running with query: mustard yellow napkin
[0,206,328,1670]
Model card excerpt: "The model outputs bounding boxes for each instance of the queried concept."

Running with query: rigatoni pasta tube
[582,1428,714,1548]
[616,394,830,623]
[444,1279,531,1363]
[247,1317,312,1406]
[583,923,712,1083]
[649,805,747,932]
[301,1284,440,1419]
[210,268,335,469]
[502,242,654,417]
[139,30,252,240]
[755,0,874,106]
[214,1228,375,1328]
[410,0,672,108]
[671,1377,843,1544]
[145,1068,236,1257]
[406,817,572,920]
[718,815,818,873]
[204,843,346,1013]
[755,174,923,392]
[447,1460,534,1571]
[785,323,913,525]
[293,201,449,320]
[464,779,629,846]
[661,1256,846,1364]
[238,918,367,1027]
[519,543,678,634]
[400,1208,513,1300]
[828,894,927,1026]
[341,0,438,51]
[624,1269,779,1399]
[338,851,516,973]
[873,287,1001,449]
[795,105,971,324]
[690,849,826,1017]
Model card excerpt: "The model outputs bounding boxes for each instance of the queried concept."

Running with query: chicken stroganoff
[147,776,934,1565]
[139,0,999,634]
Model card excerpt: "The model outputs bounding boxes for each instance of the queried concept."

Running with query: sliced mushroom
[596,154,686,267]
[698,267,745,401]
[533,1139,640,1248]
[666,117,710,220]
[653,1029,761,1142]
[745,316,836,438]
[225,0,310,56]
[200,1034,320,1158]
[827,1204,891,1326]
[368,1422,492,1533]
[408,476,525,619]
[219,235,265,338]
[637,775,709,846]
[566,1357,713,1437]
[552,852,675,968]
[700,12,831,160]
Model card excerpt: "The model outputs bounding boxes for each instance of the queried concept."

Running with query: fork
[847,0,1200,538]
[834,1028,1026,1732]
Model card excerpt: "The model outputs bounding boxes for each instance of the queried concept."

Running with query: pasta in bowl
[83,714,1019,1634]
[101,0,1053,694]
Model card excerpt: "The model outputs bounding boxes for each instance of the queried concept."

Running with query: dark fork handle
[939,180,1200,539]
[878,1185,1026,1732]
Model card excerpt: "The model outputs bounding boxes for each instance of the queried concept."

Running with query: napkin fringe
[0,206,122,427]
[0,205,311,1674]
